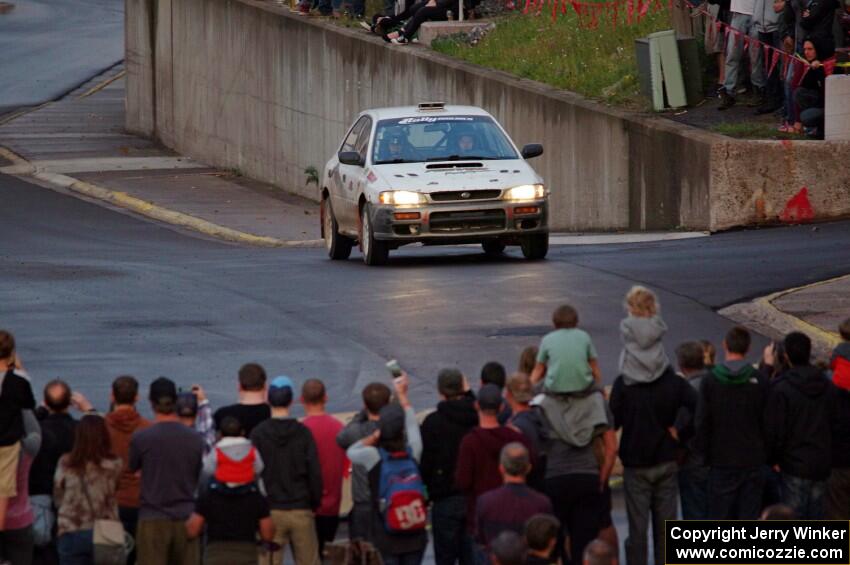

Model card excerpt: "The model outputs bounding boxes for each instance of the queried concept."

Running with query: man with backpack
[346,374,427,565]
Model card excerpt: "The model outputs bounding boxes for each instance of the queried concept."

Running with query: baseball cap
[378,403,406,441]
[149,377,178,406]
[176,392,198,418]
[478,383,503,412]
[506,373,533,404]
[268,376,294,407]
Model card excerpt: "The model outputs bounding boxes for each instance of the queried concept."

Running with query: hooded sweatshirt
[250,417,322,511]
[765,365,835,480]
[619,315,670,385]
[455,426,533,530]
[202,436,265,486]
[420,394,478,500]
[695,360,768,468]
[830,342,850,391]
[105,407,151,508]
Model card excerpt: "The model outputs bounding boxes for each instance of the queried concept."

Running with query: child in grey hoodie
[619,286,670,385]
[202,416,264,489]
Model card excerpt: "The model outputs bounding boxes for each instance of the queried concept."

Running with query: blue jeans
[384,548,426,565]
[678,464,709,520]
[57,530,94,565]
[708,466,764,519]
[723,12,765,96]
[432,495,471,565]
[781,473,826,519]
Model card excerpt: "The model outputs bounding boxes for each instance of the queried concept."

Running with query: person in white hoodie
[719,0,767,109]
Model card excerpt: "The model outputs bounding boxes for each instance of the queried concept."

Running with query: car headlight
[378,191,426,205]
[503,184,546,201]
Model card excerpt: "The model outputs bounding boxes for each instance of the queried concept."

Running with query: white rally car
[320,103,549,266]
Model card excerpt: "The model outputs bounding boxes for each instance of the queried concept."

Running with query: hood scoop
[426,162,484,170]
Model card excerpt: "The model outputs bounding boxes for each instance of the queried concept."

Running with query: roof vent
[417,102,445,112]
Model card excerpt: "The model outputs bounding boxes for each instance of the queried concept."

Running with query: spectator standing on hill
[53,415,123,564]
[419,369,477,565]
[301,378,347,557]
[474,443,552,551]
[530,304,601,394]
[251,376,322,565]
[765,332,835,518]
[696,326,768,519]
[130,377,205,565]
[523,514,560,565]
[346,376,427,565]
[0,410,40,565]
[718,0,766,110]
[456,384,532,560]
[214,363,271,437]
[751,0,785,114]
[0,330,36,535]
[337,382,392,542]
[674,342,711,520]
[104,375,151,564]
[610,287,696,565]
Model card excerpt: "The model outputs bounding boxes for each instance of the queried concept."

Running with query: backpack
[376,448,427,533]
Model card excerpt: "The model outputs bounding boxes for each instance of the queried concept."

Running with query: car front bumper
[369,199,549,244]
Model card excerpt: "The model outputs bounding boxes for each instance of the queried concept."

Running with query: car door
[335,116,370,233]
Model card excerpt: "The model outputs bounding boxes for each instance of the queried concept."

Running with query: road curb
[0,146,323,249]
[719,276,844,357]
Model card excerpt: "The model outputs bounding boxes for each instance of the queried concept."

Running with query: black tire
[482,240,506,256]
[360,204,390,266]
[322,198,353,260]
[521,233,549,260]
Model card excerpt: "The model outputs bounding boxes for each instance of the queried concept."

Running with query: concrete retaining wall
[125,0,850,231]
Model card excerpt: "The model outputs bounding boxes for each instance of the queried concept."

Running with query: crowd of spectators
[1,293,850,565]
[706,0,849,138]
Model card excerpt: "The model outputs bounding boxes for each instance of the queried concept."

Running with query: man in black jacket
[765,332,835,518]
[611,365,696,565]
[420,369,477,565]
[251,376,322,565]
[696,326,768,520]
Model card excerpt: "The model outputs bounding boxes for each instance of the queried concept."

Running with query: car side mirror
[521,144,544,159]
[338,151,364,167]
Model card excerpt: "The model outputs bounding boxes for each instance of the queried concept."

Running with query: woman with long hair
[53,414,122,565]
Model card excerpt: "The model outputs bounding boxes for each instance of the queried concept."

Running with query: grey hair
[500,442,530,477]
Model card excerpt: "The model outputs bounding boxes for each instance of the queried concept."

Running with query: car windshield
[372,115,518,165]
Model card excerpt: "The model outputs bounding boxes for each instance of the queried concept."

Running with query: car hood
[370,159,542,193]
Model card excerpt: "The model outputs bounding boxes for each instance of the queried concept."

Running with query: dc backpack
[376,448,427,533]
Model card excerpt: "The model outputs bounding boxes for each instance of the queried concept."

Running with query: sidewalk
[0,64,322,246]
[720,275,847,360]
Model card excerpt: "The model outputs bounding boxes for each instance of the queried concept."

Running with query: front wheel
[521,233,549,260]
[322,198,353,260]
[360,204,389,266]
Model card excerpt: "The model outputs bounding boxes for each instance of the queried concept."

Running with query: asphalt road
[4,172,850,416]
[0,0,123,115]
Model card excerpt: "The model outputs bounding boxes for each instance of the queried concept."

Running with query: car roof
[364,105,495,121]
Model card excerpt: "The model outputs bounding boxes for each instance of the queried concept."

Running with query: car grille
[429,210,506,233]
[429,190,502,202]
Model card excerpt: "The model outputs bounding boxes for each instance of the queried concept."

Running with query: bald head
[583,539,616,565]
[500,442,530,479]
[44,379,72,413]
